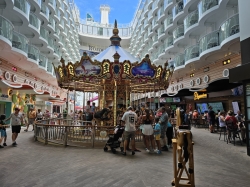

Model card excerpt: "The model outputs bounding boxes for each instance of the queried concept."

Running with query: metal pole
[82,91,85,111]
[74,81,76,115]
[114,81,117,126]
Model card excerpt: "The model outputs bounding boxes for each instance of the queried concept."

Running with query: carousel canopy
[93,20,138,63]
[93,45,138,62]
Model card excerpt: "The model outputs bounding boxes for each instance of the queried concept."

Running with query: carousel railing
[34,118,144,148]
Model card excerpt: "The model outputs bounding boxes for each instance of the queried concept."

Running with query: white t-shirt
[9,113,22,126]
[122,110,138,132]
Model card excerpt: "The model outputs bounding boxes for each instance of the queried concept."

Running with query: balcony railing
[39,54,48,68]
[48,16,55,30]
[164,0,173,10]
[164,15,173,29]
[158,6,164,20]
[0,15,14,42]
[219,14,239,43]
[158,25,165,37]
[28,44,39,62]
[184,44,199,62]
[172,0,184,18]
[174,53,185,67]
[184,9,199,31]
[41,3,49,19]
[40,27,49,42]
[198,0,219,18]
[29,12,41,30]
[60,19,64,28]
[173,24,184,41]
[48,37,54,49]
[164,36,173,48]
[55,8,61,20]
[49,0,56,10]
[47,61,53,73]
[199,30,219,53]
[79,24,131,37]
[14,0,30,17]
[12,31,28,53]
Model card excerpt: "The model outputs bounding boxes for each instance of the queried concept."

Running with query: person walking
[208,106,216,133]
[121,106,138,156]
[159,107,169,151]
[24,107,36,132]
[4,108,23,147]
[0,114,8,148]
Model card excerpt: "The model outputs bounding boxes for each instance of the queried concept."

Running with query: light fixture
[12,66,17,72]
[190,73,194,77]
[223,59,231,65]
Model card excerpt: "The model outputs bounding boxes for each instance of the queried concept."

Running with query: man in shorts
[24,107,36,132]
[121,106,138,156]
[4,107,23,146]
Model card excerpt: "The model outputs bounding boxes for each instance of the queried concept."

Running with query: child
[0,114,8,148]
[154,117,161,154]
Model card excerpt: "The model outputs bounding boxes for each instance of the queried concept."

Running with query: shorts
[209,120,215,126]
[12,125,21,133]
[142,124,154,135]
[155,134,160,141]
[0,129,7,137]
[123,131,135,140]
[29,118,35,125]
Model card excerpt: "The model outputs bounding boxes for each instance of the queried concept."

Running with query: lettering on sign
[194,92,207,100]
[89,45,104,52]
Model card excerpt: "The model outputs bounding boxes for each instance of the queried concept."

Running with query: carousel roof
[93,45,138,62]
[92,20,138,63]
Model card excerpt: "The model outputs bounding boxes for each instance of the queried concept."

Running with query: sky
[74,0,139,24]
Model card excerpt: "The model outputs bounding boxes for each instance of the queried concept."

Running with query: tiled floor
[0,127,249,187]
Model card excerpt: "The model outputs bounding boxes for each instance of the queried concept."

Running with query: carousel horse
[176,129,194,174]
[94,108,113,126]
[175,107,194,174]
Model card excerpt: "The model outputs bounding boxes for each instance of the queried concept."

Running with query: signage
[89,45,104,52]
[173,97,180,102]
[166,98,173,103]
[194,92,207,100]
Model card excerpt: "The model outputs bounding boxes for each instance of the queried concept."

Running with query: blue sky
[74,0,139,24]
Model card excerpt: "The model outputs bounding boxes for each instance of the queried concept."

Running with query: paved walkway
[0,127,250,187]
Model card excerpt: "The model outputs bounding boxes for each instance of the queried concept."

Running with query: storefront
[0,88,12,117]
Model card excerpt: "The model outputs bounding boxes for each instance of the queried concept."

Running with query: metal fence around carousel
[34,118,144,148]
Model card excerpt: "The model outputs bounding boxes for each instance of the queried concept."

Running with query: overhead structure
[53,20,174,125]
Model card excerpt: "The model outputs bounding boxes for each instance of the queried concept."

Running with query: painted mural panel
[132,62,155,77]
[75,59,101,76]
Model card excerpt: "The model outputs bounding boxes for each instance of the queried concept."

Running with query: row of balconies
[130,0,221,49]
[12,0,80,62]
[147,13,239,66]
[1,15,58,76]
[131,0,234,58]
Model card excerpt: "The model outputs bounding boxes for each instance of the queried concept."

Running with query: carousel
[53,20,174,126]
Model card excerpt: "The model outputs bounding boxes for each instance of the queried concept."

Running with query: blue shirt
[154,123,161,135]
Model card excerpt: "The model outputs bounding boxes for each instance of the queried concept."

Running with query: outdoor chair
[218,126,227,142]
[227,128,242,146]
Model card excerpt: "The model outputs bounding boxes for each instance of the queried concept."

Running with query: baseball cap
[127,106,133,110]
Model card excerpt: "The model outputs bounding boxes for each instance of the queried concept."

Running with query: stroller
[103,125,124,154]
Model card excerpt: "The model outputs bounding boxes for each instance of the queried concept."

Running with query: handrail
[34,118,144,148]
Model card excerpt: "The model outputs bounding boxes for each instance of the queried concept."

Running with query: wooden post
[91,124,95,148]
[64,126,68,147]
[44,126,48,145]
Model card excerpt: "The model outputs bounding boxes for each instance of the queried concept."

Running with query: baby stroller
[103,125,124,154]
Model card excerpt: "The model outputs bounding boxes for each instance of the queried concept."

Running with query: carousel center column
[113,81,117,126]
